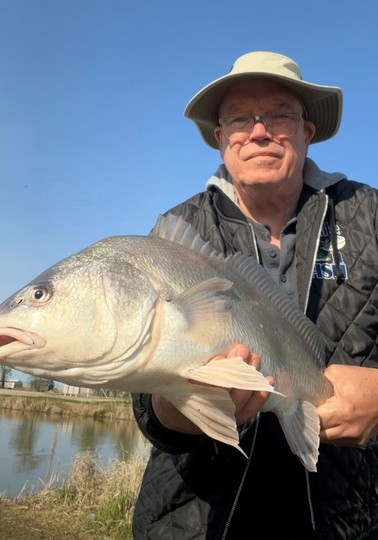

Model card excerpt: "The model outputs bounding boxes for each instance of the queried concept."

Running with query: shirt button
[281,274,287,283]
[269,250,277,258]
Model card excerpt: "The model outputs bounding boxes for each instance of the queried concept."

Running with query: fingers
[151,393,202,434]
[317,365,378,446]
[219,343,262,369]
[232,375,274,425]
[318,398,368,446]
[212,344,273,425]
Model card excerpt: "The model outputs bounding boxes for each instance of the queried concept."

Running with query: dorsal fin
[152,213,326,366]
[152,213,220,258]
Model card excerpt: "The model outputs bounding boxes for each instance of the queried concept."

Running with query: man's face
[214,80,316,193]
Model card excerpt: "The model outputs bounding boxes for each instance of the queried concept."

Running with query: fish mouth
[0,327,46,358]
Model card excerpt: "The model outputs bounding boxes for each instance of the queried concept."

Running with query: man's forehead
[220,79,300,109]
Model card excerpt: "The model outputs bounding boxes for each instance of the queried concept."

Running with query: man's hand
[152,344,273,434]
[225,344,274,425]
[317,364,378,446]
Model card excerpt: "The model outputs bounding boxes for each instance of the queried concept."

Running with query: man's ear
[214,126,223,149]
[304,120,316,145]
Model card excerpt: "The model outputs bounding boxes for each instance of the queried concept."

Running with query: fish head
[0,239,159,386]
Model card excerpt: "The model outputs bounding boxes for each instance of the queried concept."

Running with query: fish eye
[29,285,52,304]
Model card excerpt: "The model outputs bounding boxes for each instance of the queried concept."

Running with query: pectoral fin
[173,278,234,345]
[185,356,281,394]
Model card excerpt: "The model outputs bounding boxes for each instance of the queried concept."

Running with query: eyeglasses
[218,113,303,141]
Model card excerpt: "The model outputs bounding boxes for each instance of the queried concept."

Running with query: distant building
[62,384,91,397]
[4,380,23,389]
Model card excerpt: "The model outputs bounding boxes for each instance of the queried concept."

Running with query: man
[132,52,378,539]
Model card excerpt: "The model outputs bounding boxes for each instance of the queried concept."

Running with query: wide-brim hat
[184,51,343,148]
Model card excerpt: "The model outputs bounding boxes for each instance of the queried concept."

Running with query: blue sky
[0,0,377,379]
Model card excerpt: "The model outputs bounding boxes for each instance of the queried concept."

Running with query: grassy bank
[0,392,134,420]
[0,452,148,539]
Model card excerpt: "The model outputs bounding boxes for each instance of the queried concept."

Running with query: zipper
[305,469,316,531]
[303,191,328,313]
[248,222,261,262]
[221,413,260,540]
[303,190,328,532]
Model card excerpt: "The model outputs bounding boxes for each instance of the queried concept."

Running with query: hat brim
[184,72,343,148]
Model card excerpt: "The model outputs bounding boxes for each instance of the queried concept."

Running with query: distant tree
[29,376,55,392]
[0,365,12,388]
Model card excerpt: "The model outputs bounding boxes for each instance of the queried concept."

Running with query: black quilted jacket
[132,163,378,540]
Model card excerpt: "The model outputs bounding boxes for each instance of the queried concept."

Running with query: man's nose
[248,118,271,139]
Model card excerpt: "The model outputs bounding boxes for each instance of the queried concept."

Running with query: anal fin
[167,385,247,457]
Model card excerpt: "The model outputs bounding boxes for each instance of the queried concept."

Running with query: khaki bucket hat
[184,51,343,148]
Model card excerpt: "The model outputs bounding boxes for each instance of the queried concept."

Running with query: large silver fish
[0,214,333,471]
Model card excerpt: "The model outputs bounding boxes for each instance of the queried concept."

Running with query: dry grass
[63,451,146,515]
[1,451,148,540]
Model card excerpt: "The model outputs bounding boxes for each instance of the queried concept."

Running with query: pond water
[0,409,148,498]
